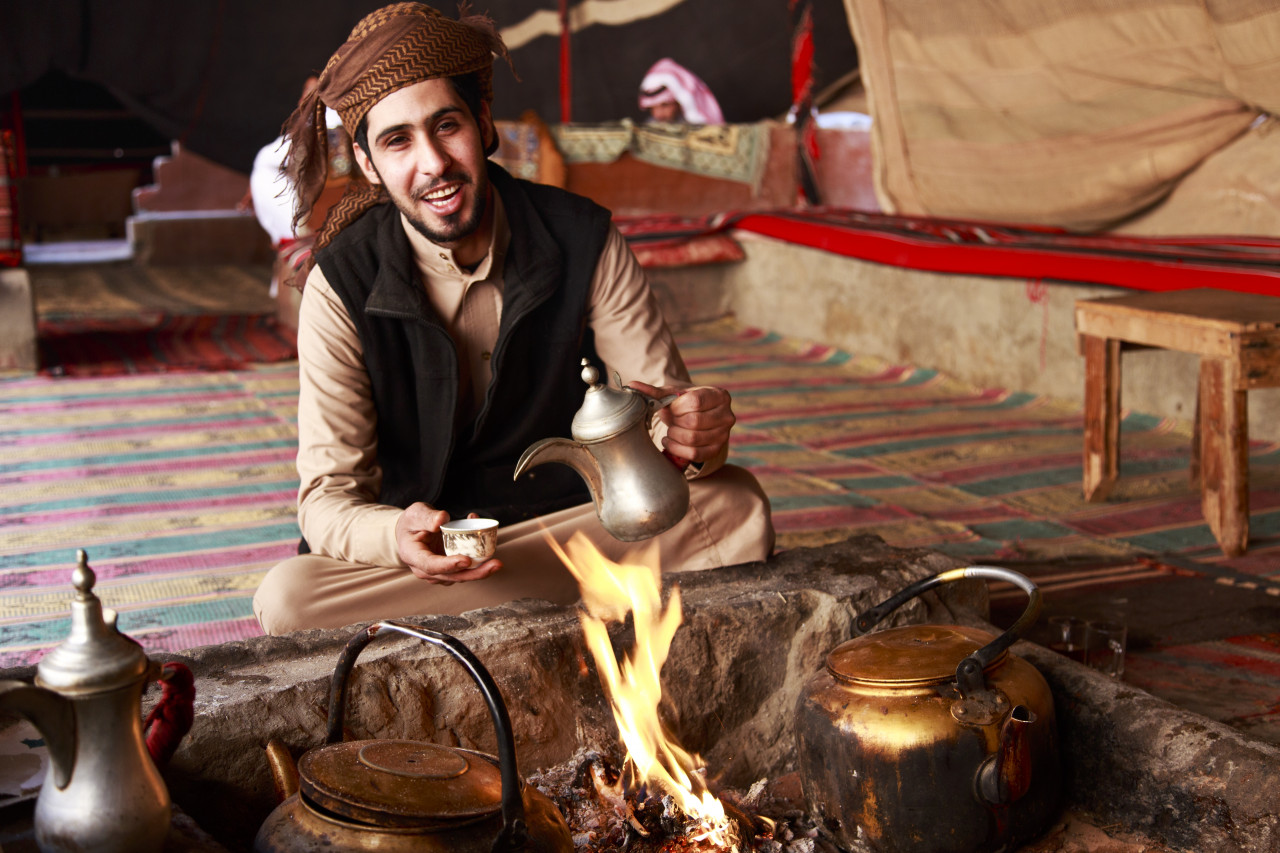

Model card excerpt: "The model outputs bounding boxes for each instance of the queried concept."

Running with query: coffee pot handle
[325,621,530,852]
[854,566,1041,698]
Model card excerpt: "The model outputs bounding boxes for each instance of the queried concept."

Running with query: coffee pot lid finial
[570,358,647,443]
[36,550,150,695]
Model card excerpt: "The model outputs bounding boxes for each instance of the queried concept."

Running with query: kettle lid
[571,360,647,443]
[299,740,505,828]
[827,624,1003,687]
[36,550,150,695]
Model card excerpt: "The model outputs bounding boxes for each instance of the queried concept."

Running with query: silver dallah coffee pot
[514,359,690,541]
[0,550,170,852]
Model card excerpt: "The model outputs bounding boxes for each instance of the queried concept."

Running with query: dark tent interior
[1,0,857,174]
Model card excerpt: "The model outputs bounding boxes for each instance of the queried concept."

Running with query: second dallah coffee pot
[0,551,171,853]
[514,359,690,541]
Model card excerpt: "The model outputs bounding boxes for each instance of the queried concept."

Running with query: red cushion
[632,233,744,269]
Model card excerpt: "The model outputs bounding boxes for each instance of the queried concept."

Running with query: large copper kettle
[254,621,572,853]
[795,567,1061,853]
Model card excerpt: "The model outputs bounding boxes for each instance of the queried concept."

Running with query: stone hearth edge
[6,535,1278,852]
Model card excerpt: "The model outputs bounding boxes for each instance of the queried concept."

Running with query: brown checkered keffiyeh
[282,2,511,285]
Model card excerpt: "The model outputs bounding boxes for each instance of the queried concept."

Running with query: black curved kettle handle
[853,566,1041,698]
[326,621,530,852]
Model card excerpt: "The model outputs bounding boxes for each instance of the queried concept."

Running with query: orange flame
[550,531,741,849]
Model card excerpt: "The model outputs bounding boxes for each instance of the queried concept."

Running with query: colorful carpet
[0,365,300,668]
[685,321,1280,579]
[1,319,1277,741]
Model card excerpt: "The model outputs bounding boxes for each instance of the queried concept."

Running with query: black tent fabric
[0,0,857,174]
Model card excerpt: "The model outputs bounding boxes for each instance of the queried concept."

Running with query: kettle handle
[854,566,1042,698]
[325,621,531,852]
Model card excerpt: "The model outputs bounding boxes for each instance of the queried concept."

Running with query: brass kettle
[0,551,171,853]
[255,621,572,853]
[514,359,690,541]
[795,567,1061,853]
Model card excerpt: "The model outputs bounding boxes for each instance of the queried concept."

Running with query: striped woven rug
[2,318,1278,741]
[0,365,300,668]
[687,321,1280,579]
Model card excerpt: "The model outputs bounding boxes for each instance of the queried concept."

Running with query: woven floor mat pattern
[0,365,300,667]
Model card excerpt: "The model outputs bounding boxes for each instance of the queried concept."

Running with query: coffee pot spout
[0,681,75,789]
[514,437,604,506]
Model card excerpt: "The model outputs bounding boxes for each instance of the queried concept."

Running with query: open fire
[548,531,747,850]
[536,534,838,851]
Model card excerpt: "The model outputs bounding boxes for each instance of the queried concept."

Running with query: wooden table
[1075,288,1280,557]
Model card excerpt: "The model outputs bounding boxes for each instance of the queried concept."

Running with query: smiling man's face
[354,77,495,265]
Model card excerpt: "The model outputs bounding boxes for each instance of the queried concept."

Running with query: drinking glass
[1085,620,1127,679]
[1047,615,1087,663]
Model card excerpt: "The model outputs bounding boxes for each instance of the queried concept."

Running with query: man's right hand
[395,503,502,585]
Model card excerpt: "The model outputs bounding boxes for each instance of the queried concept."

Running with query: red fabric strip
[730,213,1280,296]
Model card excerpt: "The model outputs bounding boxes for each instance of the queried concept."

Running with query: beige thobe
[253,196,773,634]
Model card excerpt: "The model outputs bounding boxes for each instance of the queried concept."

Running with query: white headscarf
[638,58,724,124]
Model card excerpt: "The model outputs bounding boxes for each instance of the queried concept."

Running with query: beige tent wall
[843,0,1280,235]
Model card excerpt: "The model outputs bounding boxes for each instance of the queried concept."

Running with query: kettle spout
[514,437,604,508]
[264,739,300,803]
[977,704,1036,806]
[0,680,76,790]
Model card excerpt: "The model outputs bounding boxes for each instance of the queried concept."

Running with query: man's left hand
[628,382,735,464]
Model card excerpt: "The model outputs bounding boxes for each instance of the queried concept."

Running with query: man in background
[638,58,724,124]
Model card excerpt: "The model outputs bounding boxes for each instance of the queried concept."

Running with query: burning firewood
[528,749,842,853]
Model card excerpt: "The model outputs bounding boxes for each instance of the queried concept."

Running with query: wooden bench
[1075,289,1280,556]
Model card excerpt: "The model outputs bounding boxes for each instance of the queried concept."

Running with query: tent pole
[559,0,572,123]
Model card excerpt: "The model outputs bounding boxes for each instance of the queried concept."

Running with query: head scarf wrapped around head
[637,58,723,125]
[282,2,511,277]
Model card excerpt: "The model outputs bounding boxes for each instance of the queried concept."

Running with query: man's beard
[396,171,489,246]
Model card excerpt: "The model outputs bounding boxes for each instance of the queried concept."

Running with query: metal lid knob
[570,358,647,443]
[36,550,150,695]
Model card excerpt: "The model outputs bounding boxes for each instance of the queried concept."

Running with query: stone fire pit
[6,535,1278,852]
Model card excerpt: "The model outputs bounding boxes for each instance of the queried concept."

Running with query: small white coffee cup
[440,518,499,560]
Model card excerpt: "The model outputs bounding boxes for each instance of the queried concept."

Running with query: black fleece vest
[316,164,610,524]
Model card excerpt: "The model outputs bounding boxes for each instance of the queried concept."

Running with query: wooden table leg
[1198,357,1249,556]
[1081,334,1121,501]
[1190,386,1201,488]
